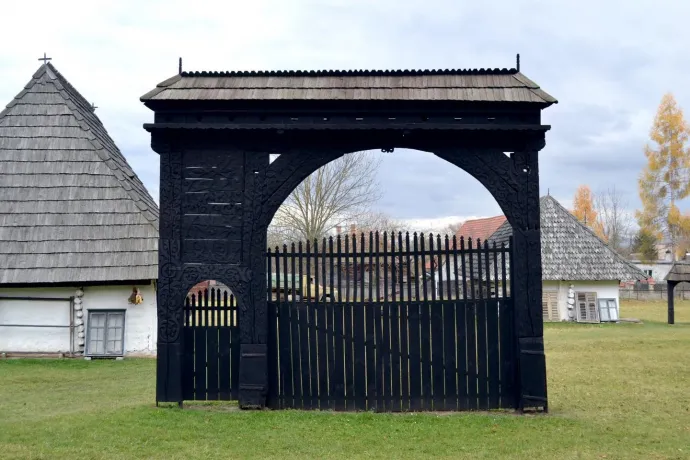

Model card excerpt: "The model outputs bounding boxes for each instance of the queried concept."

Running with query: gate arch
[142,62,557,411]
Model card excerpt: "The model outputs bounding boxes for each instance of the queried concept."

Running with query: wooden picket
[267,231,515,411]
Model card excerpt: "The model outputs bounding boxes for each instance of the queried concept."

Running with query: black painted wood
[149,77,551,410]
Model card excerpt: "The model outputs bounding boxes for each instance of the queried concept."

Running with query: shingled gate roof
[0,63,159,284]
[141,67,557,104]
[486,196,645,281]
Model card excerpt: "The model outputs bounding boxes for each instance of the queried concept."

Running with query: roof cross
[38,53,52,65]
[91,102,98,111]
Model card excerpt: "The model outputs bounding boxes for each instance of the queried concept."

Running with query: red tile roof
[455,215,506,242]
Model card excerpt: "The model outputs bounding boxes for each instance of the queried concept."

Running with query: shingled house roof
[141,68,557,104]
[486,196,645,281]
[0,63,159,284]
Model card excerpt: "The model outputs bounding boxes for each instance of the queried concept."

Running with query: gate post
[155,146,185,404]
[238,152,270,409]
[511,148,548,411]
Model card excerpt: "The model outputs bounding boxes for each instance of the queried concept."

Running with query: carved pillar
[156,146,185,403]
[238,152,270,409]
[511,147,547,411]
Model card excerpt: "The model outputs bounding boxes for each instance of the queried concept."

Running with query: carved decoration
[151,99,550,411]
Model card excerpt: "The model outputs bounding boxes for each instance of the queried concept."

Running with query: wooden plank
[487,298,500,409]
[476,240,488,411]
[218,326,232,401]
[431,302,444,410]
[353,304,367,410]
[466,238,477,410]
[324,238,334,410]
[366,232,376,411]
[443,237,457,410]
[206,326,219,400]
[315,242,329,410]
[231,323,240,400]
[290,244,302,408]
[389,235,401,412]
[381,232,391,411]
[306,241,319,409]
[344,235,354,409]
[182,325,195,401]
[499,244,513,409]
[374,231,384,411]
[298,304,312,409]
[408,233,422,411]
[399,233,409,412]
[419,235,432,410]
[278,249,292,407]
[194,323,207,401]
[334,236,346,411]
[488,243,501,409]
[458,237,469,410]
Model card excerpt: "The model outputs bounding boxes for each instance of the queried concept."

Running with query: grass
[1,301,689,459]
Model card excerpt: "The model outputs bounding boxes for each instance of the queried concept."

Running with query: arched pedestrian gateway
[142,59,557,412]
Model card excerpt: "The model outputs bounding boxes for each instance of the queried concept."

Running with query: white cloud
[1,0,690,220]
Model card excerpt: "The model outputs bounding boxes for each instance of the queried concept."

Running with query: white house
[441,196,646,323]
[0,61,159,358]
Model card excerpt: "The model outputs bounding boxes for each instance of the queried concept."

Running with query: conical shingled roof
[0,63,159,284]
[488,196,645,281]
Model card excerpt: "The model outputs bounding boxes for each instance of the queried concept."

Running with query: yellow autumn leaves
[636,93,690,260]
[572,185,607,240]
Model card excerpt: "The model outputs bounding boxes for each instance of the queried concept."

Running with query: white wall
[633,262,673,282]
[0,282,157,356]
[543,280,620,321]
[0,287,73,352]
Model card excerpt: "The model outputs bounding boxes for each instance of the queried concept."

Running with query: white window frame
[575,292,599,323]
[597,298,619,322]
[86,310,126,357]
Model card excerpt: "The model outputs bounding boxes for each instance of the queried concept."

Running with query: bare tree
[594,186,634,253]
[271,151,382,242]
[444,221,464,237]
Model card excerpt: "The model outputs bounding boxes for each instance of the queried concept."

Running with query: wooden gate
[267,232,515,411]
[182,288,240,401]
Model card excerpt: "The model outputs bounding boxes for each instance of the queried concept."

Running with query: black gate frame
[143,65,554,411]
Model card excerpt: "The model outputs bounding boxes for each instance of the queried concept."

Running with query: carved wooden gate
[182,288,240,400]
[267,232,515,410]
[142,61,556,411]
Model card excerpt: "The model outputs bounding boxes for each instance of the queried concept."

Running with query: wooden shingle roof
[664,263,690,282]
[141,68,557,104]
[487,196,645,281]
[0,63,159,284]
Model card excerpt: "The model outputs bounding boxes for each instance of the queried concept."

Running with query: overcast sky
[1,0,688,229]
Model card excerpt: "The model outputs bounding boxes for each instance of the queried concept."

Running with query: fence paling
[268,231,513,411]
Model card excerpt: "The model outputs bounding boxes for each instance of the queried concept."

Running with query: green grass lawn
[1,301,689,459]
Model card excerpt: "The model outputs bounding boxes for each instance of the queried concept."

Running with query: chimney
[336,225,342,235]
[350,224,356,235]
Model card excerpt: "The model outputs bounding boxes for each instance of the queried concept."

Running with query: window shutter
[550,293,559,320]
[576,292,599,323]
[542,291,559,321]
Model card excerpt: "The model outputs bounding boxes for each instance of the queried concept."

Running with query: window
[87,310,125,356]
[542,291,559,321]
[598,298,619,322]
[644,269,653,278]
[575,292,599,323]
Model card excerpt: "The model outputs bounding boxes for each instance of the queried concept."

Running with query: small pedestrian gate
[267,232,515,411]
[182,289,240,401]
